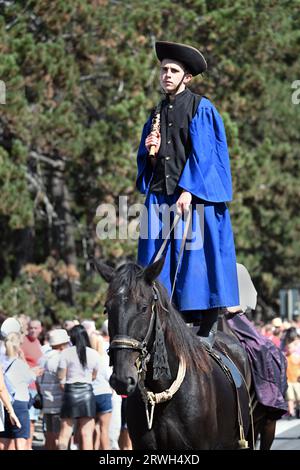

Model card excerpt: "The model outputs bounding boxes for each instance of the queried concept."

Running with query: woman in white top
[57,325,100,450]
[38,329,70,450]
[0,332,34,450]
[92,340,113,450]
[0,366,21,437]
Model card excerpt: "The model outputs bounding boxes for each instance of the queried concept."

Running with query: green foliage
[0,0,299,323]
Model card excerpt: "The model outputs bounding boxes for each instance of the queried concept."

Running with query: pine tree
[0,0,299,323]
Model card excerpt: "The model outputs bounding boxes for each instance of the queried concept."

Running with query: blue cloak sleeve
[178,98,233,202]
[136,117,153,194]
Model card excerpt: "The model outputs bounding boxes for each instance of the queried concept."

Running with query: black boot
[198,319,218,349]
[196,309,220,349]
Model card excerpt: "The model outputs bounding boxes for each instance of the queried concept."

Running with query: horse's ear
[91,258,114,283]
[143,256,165,284]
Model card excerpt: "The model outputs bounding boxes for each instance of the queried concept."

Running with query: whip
[149,101,162,157]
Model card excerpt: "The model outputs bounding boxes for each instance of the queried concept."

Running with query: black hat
[155,41,207,76]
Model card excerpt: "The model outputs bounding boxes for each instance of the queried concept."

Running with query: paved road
[271,418,300,450]
[33,417,300,450]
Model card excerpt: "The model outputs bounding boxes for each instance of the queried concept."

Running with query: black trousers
[181,309,220,337]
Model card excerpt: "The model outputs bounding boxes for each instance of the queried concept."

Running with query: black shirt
[149,88,202,195]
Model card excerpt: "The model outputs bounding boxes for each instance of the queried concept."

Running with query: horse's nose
[126,376,137,395]
[109,373,137,395]
[109,373,117,391]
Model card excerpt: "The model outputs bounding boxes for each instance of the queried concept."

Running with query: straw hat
[49,329,70,346]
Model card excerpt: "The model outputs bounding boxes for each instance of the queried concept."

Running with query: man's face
[160,59,191,94]
[28,321,42,339]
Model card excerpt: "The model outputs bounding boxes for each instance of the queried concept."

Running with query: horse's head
[93,257,166,395]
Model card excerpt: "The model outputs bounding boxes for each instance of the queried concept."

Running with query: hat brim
[155,41,207,76]
[0,318,21,337]
[50,340,69,346]
[236,263,257,312]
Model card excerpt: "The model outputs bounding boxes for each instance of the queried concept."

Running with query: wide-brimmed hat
[227,263,257,314]
[49,329,70,346]
[155,41,207,76]
[0,318,21,338]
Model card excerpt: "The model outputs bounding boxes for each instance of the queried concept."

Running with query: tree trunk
[50,168,77,304]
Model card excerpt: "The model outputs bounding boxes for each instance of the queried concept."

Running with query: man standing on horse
[136,41,239,346]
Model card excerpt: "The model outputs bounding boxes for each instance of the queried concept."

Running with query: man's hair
[183,65,192,75]
[29,319,42,327]
[160,58,192,76]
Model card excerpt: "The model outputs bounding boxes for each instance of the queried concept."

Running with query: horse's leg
[247,421,260,450]
[259,419,276,450]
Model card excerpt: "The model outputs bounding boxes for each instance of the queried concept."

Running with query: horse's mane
[107,263,211,375]
[153,279,211,374]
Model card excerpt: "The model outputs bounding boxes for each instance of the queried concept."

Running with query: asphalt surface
[33,417,300,450]
[270,418,300,450]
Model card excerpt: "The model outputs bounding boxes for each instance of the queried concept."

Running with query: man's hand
[145,131,161,155]
[176,191,192,214]
[32,366,44,377]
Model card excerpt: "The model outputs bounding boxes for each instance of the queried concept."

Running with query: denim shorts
[0,400,30,439]
[94,393,112,414]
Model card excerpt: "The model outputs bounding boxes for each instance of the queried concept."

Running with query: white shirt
[0,401,4,432]
[4,357,36,402]
[92,353,112,396]
[41,343,52,356]
[59,346,100,384]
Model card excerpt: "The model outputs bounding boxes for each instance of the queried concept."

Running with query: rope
[170,210,191,303]
[153,213,181,263]
[139,357,187,430]
[153,209,191,303]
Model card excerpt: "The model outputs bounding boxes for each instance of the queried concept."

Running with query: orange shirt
[286,353,300,383]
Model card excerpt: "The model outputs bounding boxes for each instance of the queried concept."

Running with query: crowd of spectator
[0,312,299,450]
[0,315,132,450]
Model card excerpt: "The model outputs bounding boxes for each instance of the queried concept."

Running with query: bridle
[108,282,187,430]
[108,284,160,370]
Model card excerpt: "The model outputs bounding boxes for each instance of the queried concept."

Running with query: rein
[153,209,191,302]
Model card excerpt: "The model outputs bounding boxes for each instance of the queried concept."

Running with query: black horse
[94,257,254,450]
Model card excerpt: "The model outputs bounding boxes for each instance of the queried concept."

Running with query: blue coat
[136,97,239,312]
